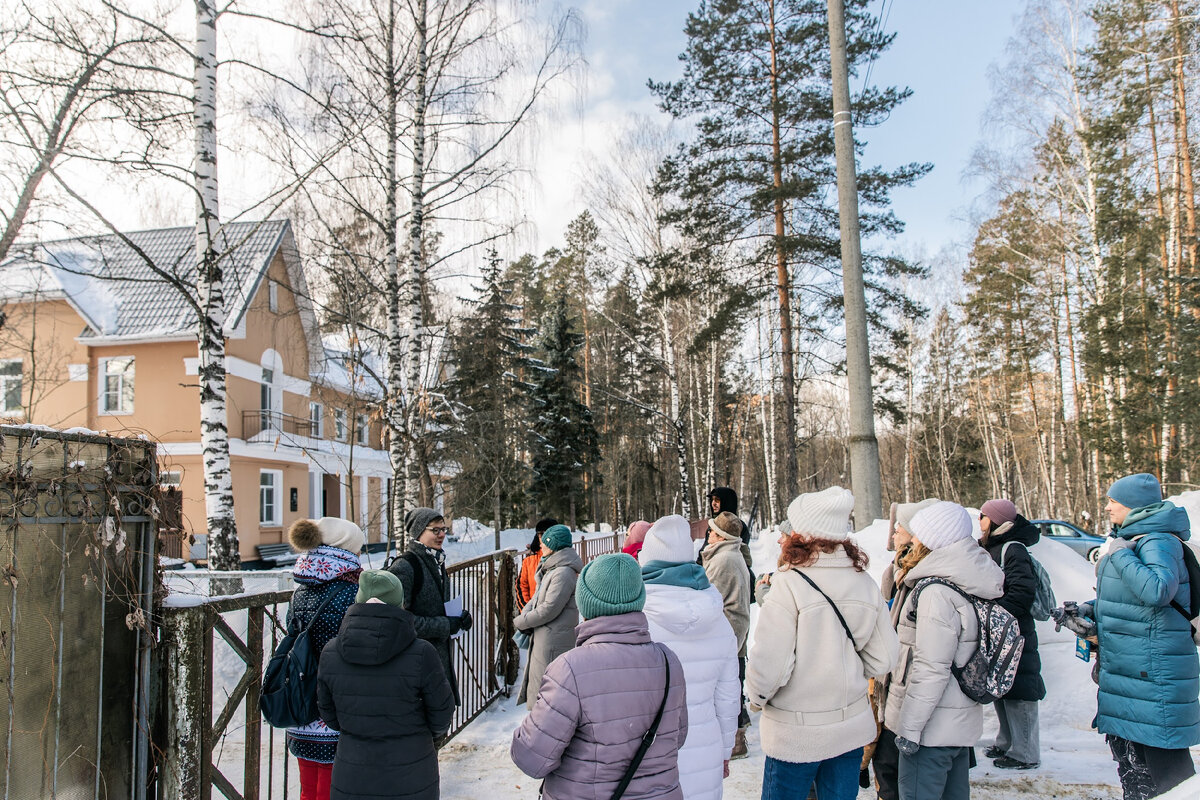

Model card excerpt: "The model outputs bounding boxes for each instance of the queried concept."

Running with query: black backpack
[260,587,342,728]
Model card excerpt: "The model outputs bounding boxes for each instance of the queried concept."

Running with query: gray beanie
[404,507,444,538]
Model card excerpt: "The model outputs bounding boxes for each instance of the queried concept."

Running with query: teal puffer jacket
[1091,502,1200,749]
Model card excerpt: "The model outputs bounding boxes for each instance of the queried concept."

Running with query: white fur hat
[787,486,855,541]
[909,501,973,550]
[639,515,695,565]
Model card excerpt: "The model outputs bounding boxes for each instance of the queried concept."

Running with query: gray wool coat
[387,540,460,706]
[701,538,752,657]
[514,547,582,707]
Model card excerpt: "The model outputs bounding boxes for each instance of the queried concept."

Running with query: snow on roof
[0,220,289,339]
[314,326,449,397]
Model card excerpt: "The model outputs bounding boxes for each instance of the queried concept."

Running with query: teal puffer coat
[1091,502,1200,749]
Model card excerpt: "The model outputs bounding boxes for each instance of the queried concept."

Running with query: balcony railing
[242,409,314,440]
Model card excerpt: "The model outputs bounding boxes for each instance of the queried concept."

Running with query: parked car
[1030,519,1106,563]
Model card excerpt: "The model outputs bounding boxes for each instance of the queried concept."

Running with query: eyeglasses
[426,526,449,535]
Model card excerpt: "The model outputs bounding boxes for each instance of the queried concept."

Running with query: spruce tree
[529,294,601,528]
[444,250,534,529]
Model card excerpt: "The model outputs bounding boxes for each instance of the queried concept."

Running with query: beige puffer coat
[882,537,1005,748]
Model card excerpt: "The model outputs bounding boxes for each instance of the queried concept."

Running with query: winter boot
[993,755,1038,770]
[983,745,1005,759]
[730,726,749,760]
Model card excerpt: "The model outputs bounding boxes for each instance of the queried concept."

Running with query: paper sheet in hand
[445,596,463,639]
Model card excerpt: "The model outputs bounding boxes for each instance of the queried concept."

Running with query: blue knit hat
[575,553,645,619]
[1107,473,1162,510]
[541,524,573,552]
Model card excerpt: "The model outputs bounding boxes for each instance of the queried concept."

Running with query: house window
[0,361,21,414]
[355,414,369,446]
[268,280,279,312]
[100,357,135,413]
[261,368,276,430]
[334,409,347,441]
[260,469,283,526]
[309,402,323,438]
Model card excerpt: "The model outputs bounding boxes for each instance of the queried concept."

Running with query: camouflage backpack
[908,577,1026,704]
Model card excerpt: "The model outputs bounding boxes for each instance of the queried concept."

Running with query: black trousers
[873,728,900,800]
[738,656,750,728]
[1107,734,1195,800]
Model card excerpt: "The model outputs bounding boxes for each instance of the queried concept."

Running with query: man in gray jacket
[702,510,753,758]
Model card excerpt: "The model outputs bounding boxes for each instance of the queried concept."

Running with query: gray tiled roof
[0,220,289,338]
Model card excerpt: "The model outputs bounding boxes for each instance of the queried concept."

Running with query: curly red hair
[779,534,869,572]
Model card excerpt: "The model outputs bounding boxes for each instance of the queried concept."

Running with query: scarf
[641,560,711,590]
[413,540,447,568]
[292,545,362,586]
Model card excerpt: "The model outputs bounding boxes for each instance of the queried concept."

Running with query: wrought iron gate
[0,425,157,800]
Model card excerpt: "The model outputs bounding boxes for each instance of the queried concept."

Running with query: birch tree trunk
[404,0,429,514]
[193,0,237,571]
[384,0,409,546]
[660,305,692,518]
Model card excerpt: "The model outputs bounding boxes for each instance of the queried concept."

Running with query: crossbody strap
[609,645,672,800]
[794,571,857,648]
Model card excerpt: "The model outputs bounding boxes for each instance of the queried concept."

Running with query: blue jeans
[762,748,863,800]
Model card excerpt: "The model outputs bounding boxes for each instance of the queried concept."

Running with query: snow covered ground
[437,512,1200,799]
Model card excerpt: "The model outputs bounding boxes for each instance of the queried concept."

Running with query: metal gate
[157,551,518,799]
[0,425,157,800]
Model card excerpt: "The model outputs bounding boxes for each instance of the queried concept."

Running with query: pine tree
[529,294,601,528]
[651,0,929,497]
[444,250,534,531]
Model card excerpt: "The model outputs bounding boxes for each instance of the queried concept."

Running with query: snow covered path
[437,514,1200,799]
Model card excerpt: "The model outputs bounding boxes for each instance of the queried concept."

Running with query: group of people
[278,472,1198,800]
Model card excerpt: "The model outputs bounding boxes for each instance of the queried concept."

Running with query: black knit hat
[404,507,444,538]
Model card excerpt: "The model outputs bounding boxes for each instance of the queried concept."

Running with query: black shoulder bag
[539,645,672,800]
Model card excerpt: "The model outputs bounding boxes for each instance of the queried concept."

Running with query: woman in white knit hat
[746,486,899,800]
[639,514,741,800]
[882,501,1004,800]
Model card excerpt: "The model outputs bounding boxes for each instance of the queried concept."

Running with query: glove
[459,609,473,632]
[1062,615,1097,638]
[1097,536,1132,560]
[896,736,919,757]
[447,614,464,634]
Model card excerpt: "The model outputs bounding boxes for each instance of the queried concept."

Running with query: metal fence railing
[157,550,518,799]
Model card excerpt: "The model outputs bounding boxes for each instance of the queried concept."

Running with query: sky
[524,0,1023,271]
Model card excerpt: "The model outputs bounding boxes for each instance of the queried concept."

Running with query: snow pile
[451,516,495,543]
[1167,490,1200,538]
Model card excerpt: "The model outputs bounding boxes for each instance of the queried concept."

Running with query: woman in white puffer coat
[639,515,741,800]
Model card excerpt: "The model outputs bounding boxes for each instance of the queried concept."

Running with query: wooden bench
[256,542,300,567]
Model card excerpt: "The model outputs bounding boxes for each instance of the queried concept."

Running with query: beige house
[0,220,406,562]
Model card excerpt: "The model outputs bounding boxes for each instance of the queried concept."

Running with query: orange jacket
[517,550,542,608]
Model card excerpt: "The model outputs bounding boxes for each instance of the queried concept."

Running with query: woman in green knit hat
[514,524,583,708]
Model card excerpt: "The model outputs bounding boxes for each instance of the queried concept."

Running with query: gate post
[160,606,206,800]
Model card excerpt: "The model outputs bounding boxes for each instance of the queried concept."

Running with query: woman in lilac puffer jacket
[511,553,689,800]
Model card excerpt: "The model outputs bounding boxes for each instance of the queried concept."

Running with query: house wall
[0,298,93,428]
[87,340,198,440]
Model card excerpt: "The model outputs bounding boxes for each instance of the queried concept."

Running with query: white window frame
[309,402,324,438]
[268,280,279,312]
[0,360,22,415]
[259,469,283,527]
[355,413,368,446]
[334,408,347,441]
[99,356,135,415]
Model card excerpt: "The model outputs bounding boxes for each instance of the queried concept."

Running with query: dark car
[1030,519,1106,563]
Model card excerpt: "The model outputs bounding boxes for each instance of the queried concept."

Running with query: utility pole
[827,0,882,526]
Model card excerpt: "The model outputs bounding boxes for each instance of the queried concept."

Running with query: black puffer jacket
[387,541,460,705]
[983,516,1046,702]
[317,603,456,800]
